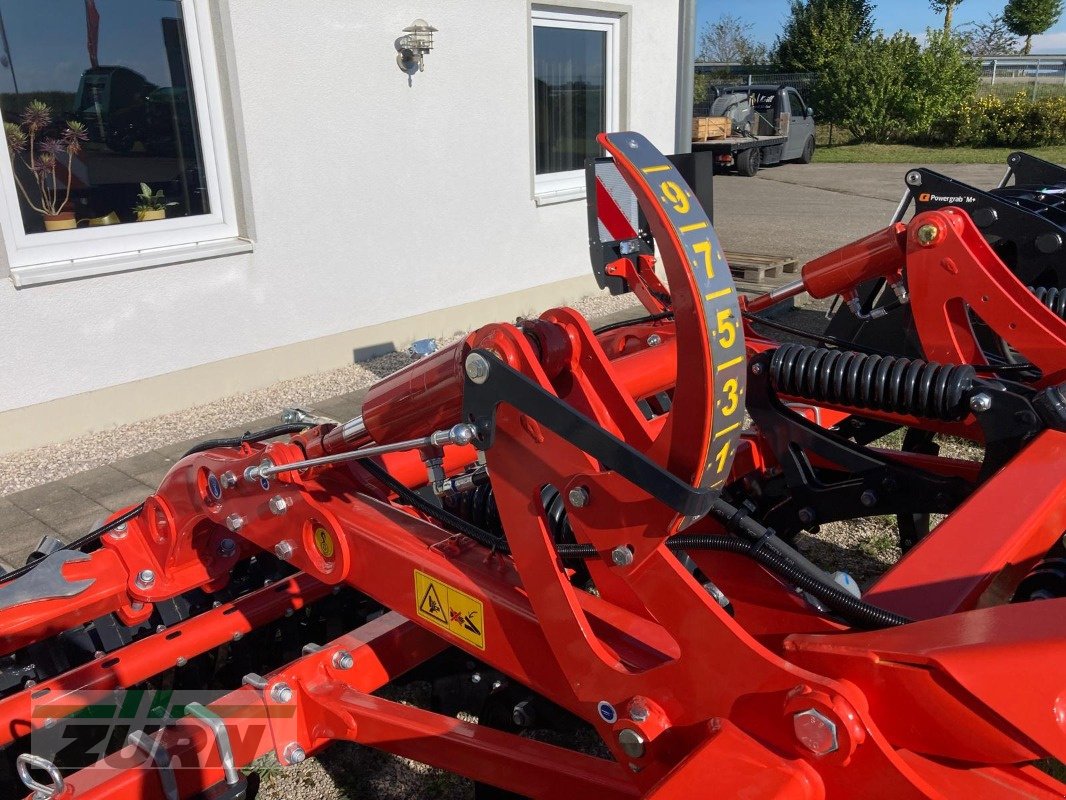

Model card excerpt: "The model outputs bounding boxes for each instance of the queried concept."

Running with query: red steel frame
[6,134,1066,799]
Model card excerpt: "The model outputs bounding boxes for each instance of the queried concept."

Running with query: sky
[0,0,181,94]
[696,0,1066,54]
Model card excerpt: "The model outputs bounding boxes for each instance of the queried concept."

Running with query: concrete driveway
[713,162,1009,263]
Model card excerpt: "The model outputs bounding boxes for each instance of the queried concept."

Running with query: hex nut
[283,743,306,764]
[969,393,992,413]
[274,540,295,561]
[270,682,293,703]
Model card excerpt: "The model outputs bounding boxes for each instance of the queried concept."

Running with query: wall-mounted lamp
[396,19,437,73]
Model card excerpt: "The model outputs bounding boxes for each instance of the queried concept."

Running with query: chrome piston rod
[247,423,477,481]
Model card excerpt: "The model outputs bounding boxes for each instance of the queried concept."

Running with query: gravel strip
[0,292,641,496]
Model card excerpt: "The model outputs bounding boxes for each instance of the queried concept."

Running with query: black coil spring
[769,343,976,421]
[1031,286,1066,319]
[443,484,581,551]
[442,483,503,538]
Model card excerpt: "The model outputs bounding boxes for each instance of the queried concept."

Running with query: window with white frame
[0,0,240,285]
[532,7,620,202]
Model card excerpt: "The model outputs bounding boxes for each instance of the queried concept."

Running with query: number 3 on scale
[721,378,739,416]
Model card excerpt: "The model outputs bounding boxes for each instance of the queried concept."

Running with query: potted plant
[3,100,87,231]
[132,182,175,221]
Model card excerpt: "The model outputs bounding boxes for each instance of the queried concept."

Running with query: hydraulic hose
[361,458,911,629]
[182,423,311,457]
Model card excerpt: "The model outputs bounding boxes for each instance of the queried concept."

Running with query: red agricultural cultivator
[2,132,1065,800]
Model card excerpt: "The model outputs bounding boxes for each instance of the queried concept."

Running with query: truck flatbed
[693,134,786,151]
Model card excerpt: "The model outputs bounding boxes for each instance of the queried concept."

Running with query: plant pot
[136,208,166,222]
[43,212,76,231]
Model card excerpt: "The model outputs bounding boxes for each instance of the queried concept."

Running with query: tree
[956,13,1022,56]
[774,0,876,74]
[697,14,770,64]
[1003,0,1064,54]
[773,0,877,125]
[930,0,965,32]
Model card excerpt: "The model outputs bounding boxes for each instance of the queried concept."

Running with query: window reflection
[0,0,208,234]
[533,26,607,175]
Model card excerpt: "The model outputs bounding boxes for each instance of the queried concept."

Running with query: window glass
[0,0,208,234]
[789,91,807,116]
[533,25,607,176]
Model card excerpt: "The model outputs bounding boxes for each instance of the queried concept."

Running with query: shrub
[930,93,1066,146]
[819,29,979,142]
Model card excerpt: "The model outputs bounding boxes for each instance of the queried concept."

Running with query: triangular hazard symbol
[419,583,448,625]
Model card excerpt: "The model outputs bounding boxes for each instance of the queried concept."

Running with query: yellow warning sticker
[312,526,335,558]
[414,570,485,650]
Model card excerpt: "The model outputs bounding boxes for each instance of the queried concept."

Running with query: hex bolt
[283,743,306,764]
[220,471,238,489]
[274,540,295,561]
[135,569,155,590]
[471,672,482,684]
[798,507,817,525]
[751,363,763,375]
[332,650,354,670]
[217,538,237,558]
[618,728,646,759]
[568,486,590,508]
[270,682,293,703]
[969,392,993,413]
[793,709,839,756]
[268,495,289,516]
[628,700,649,723]
[110,522,127,540]
[512,700,535,727]
[465,353,491,384]
[916,223,940,247]
[646,333,662,347]
[176,656,187,668]
[225,514,245,532]
[611,546,634,567]
[860,490,878,508]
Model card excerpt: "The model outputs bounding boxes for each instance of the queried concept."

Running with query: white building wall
[0,1,679,431]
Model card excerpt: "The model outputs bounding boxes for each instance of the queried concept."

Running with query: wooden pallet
[723,251,799,284]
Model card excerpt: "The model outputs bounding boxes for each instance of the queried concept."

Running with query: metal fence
[978,55,1066,100]
[693,69,817,117]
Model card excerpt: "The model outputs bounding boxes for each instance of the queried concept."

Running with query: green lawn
[814,142,1066,164]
